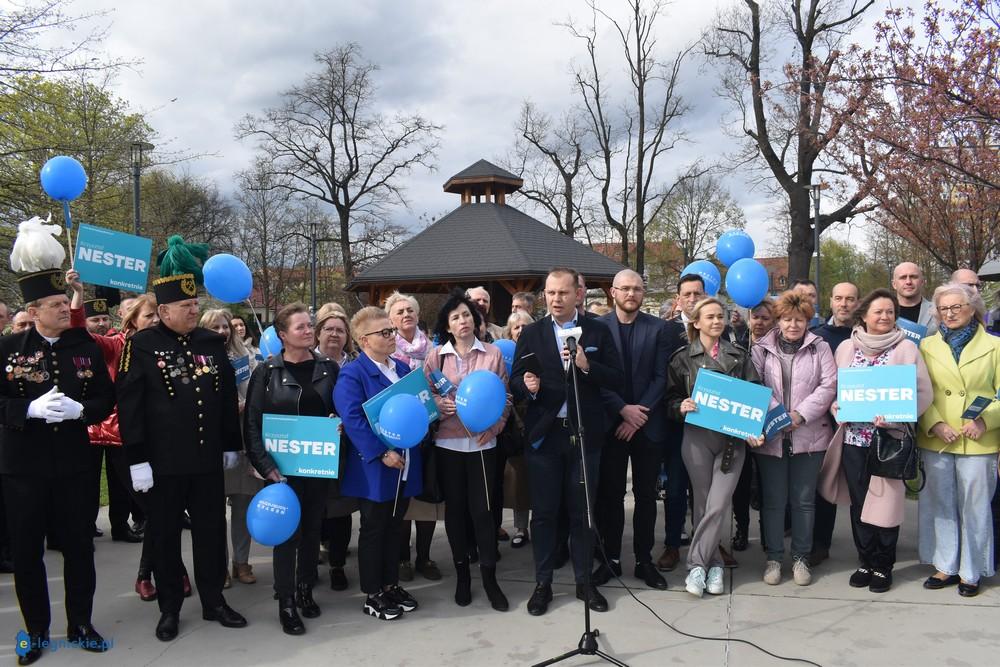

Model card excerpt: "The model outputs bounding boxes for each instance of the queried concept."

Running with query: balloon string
[458,415,491,513]
[245,298,266,339]
[62,202,75,267]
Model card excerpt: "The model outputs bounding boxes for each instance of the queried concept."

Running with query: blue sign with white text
[897,318,928,344]
[686,369,772,439]
[362,370,439,445]
[263,413,341,478]
[74,223,153,292]
[232,355,251,385]
[837,365,918,423]
[764,404,793,440]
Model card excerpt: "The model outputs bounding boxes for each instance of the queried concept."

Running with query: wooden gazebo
[347,159,627,319]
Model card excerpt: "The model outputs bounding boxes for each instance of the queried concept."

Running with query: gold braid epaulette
[119,339,133,374]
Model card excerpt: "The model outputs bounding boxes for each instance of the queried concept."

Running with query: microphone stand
[533,338,628,667]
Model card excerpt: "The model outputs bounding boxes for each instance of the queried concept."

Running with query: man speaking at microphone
[511,267,623,617]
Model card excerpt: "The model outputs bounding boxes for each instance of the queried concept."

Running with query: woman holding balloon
[244,302,340,635]
[333,306,425,622]
[423,291,512,611]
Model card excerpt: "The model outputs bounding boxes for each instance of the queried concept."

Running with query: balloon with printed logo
[725,258,770,308]
[377,394,428,449]
[260,325,281,358]
[246,481,301,546]
[40,156,88,202]
[715,230,755,267]
[493,339,515,376]
[456,369,506,433]
[203,253,253,303]
[681,260,722,296]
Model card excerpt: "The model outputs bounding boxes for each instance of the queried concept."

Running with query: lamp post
[805,182,828,298]
[309,220,318,314]
[130,141,155,236]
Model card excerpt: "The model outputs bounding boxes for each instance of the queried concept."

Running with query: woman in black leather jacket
[665,297,761,599]
[244,302,340,635]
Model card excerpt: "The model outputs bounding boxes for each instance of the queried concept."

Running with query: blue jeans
[919,450,998,583]
[756,450,824,562]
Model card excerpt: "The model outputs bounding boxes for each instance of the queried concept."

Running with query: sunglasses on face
[363,327,397,339]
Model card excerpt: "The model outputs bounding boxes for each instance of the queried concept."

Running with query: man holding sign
[664,297,762,599]
[244,303,340,635]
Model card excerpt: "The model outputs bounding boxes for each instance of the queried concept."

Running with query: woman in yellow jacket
[918,282,1000,598]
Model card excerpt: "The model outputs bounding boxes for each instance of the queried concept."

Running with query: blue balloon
[716,230,755,267]
[260,325,281,358]
[726,258,770,308]
[203,253,253,303]
[456,369,506,433]
[493,339,515,376]
[40,156,88,202]
[378,394,427,449]
[247,482,301,546]
[682,260,722,296]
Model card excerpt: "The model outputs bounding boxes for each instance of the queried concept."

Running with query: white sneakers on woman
[764,560,782,585]
[764,559,812,586]
[706,566,724,594]
[685,567,706,597]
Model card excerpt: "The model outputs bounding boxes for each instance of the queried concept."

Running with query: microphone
[429,369,456,396]
[557,322,582,368]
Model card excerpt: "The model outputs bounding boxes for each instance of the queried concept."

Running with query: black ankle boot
[296,581,321,618]
[480,565,509,612]
[454,560,472,606]
[279,596,305,635]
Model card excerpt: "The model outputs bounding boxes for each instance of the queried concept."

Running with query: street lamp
[130,141,155,236]
[804,182,828,298]
[309,220,318,314]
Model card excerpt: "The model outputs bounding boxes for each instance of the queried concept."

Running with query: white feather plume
[10,214,66,272]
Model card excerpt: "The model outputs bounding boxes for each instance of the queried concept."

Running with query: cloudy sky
[53,0,916,255]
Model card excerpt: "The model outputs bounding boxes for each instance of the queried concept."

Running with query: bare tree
[704,0,878,281]
[235,43,441,278]
[564,0,699,274]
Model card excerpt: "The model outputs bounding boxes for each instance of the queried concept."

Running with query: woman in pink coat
[750,292,837,587]
[818,289,933,593]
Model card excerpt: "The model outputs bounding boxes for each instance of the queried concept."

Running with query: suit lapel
[630,314,647,378]
[539,315,563,370]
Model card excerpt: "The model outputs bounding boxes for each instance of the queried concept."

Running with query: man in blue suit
[593,269,669,590]
[511,267,623,616]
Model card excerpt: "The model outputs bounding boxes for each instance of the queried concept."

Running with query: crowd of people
[2,251,1000,664]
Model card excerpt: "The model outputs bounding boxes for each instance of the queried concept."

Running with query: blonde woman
[503,311,534,547]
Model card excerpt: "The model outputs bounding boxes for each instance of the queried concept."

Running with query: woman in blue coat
[334,306,423,621]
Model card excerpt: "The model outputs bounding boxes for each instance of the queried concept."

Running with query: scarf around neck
[851,325,906,358]
[393,327,430,370]
[940,320,979,363]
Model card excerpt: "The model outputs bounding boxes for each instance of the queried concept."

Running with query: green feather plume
[156,235,210,284]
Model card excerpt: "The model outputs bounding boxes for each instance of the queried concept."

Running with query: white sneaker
[706,566,724,595]
[792,558,812,586]
[685,566,706,598]
[763,560,782,585]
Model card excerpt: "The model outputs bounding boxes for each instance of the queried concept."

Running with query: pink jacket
[817,335,933,527]
[423,341,512,441]
[751,329,837,457]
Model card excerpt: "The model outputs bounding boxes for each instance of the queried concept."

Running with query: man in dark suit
[511,267,623,616]
[593,269,669,590]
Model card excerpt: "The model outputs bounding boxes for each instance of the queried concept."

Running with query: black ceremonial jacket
[117,322,242,475]
[0,327,115,477]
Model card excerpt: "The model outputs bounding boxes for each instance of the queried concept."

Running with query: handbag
[867,424,923,488]
[416,433,444,503]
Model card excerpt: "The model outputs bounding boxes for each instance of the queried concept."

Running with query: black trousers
[661,426,690,547]
[525,424,601,584]
[323,514,353,568]
[89,444,132,532]
[399,519,434,563]
[2,474,95,634]
[358,492,410,594]
[841,444,899,571]
[148,472,227,614]
[273,476,329,598]
[813,493,838,551]
[594,430,661,563]
[109,444,160,578]
[438,446,498,567]
[491,445,508,531]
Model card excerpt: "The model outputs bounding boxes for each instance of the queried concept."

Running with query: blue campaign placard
[961,396,993,420]
[764,404,793,440]
[263,414,341,478]
[837,365,918,423]
[686,369,772,439]
[232,355,251,386]
[897,318,928,344]
[74,223,153,292]
[362,370,439,444]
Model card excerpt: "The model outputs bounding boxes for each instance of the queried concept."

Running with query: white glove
[130,462,154,493]
[27,387,65,421]
[222,452,240,470]
[51,395,83,422]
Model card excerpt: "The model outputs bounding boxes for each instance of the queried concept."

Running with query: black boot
[296,581,321,618]
[279,596,305,635]
[480,565,508,612]
[454,560,472,607]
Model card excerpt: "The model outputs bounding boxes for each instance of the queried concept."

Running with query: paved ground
[1,497,997,666]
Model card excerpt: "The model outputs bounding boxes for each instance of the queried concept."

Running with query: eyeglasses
[612,286,644,294]
[363,327,397,339]
[937,303,969,315]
